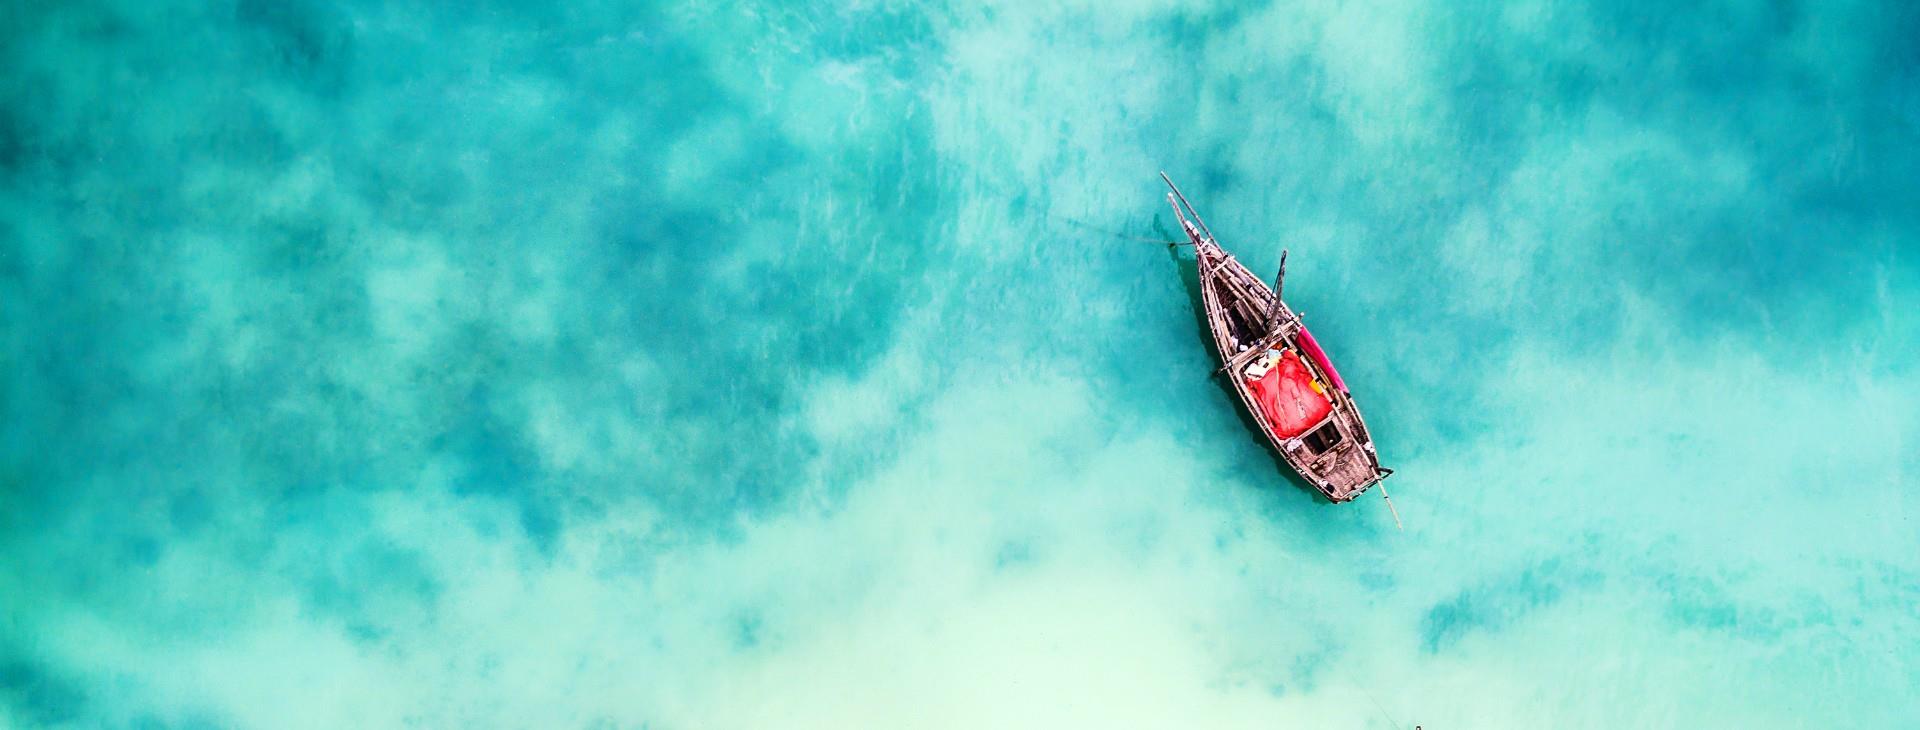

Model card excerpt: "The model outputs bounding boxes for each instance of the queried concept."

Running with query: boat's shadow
[1161,235,1334,508]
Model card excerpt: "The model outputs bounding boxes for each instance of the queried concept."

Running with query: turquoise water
[3,1,1917,727]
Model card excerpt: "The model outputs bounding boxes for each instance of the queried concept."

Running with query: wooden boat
[1163,173,1393,503]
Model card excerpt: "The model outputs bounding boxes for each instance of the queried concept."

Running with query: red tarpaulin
[1247,350,1333,439]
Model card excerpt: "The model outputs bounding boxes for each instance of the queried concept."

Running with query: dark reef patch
[1421,556,1603,654]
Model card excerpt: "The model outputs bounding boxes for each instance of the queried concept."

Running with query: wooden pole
[1380,484,1404,531]
[1161,172,1218,243]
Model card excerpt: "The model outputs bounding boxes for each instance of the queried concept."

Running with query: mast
[1266,249,1288,328]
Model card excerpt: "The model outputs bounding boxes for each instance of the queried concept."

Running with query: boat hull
[1193,239,1386,502]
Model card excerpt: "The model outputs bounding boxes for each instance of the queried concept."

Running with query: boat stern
[1294,439,1387,502]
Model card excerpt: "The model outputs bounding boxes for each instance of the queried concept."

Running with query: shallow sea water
[3,1,1917,727]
